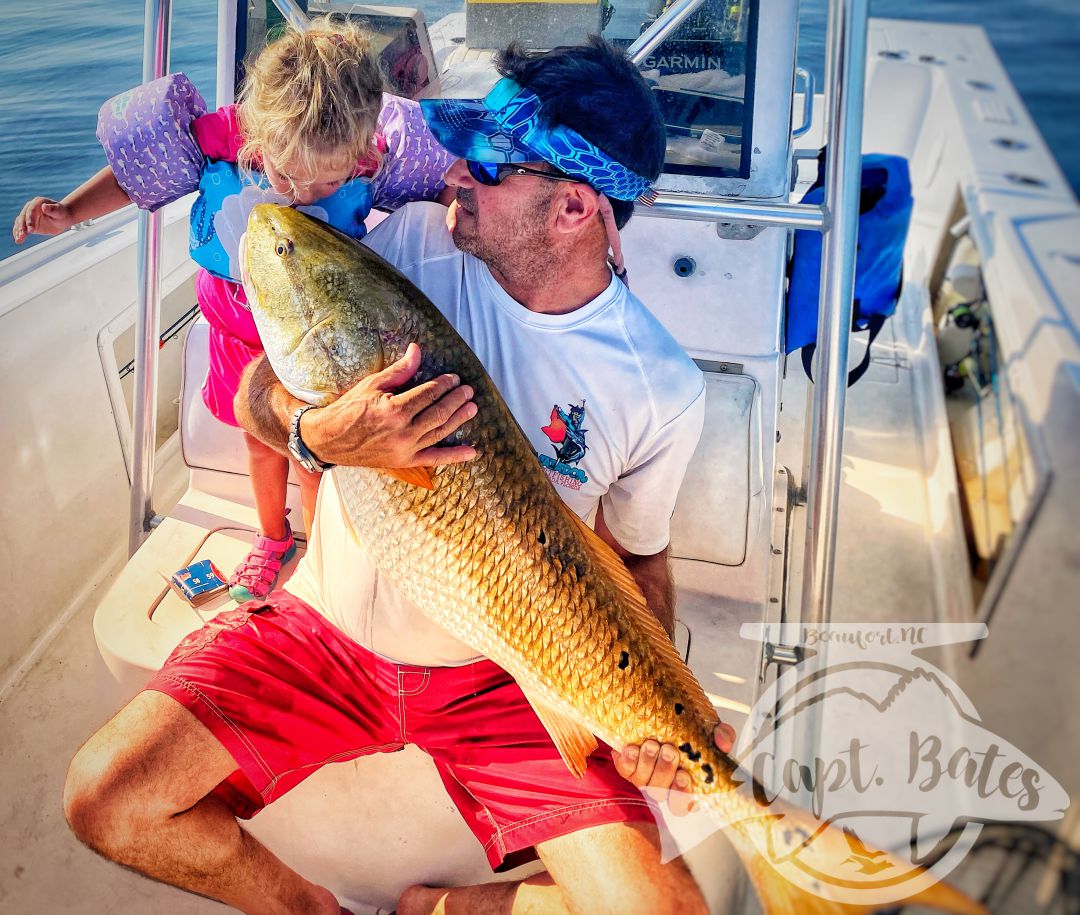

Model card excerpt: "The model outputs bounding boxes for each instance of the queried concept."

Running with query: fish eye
[275,238,294,258]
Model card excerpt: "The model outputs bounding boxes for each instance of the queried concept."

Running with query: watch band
[288,405,334,473]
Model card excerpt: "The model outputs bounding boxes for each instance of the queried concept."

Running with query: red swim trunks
[146,591,653,870]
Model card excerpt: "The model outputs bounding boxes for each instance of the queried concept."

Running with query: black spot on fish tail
[701,763,715,784]
[618,651,629,669]
[679,742,702,762]
[674,703,684,715]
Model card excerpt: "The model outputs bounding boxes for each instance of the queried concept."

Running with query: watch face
[289,444,317,474]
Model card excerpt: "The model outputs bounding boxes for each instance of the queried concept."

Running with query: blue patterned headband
[420,78,656,204]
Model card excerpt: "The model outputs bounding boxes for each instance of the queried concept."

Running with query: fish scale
[244,204,987,915]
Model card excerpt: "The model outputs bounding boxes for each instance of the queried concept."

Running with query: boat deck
[0,450,226,914]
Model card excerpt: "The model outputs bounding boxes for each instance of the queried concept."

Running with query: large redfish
[242,204,984,915]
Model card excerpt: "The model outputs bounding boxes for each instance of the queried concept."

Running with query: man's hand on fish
[303,342,479,469]
[612,723,737,815]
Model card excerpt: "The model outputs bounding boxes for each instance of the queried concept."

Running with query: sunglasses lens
[467,160,501,186]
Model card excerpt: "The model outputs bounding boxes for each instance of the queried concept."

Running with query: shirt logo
[537,400,589,490]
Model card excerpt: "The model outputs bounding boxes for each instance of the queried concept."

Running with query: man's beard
[451,187,559,288]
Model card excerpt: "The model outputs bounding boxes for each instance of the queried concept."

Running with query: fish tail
[704,795,988,915]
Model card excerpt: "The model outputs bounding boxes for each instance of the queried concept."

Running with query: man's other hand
[612,722,736,815]
[306,343,478,468]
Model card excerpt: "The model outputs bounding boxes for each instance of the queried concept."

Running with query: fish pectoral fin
[521,690,598,779]
[381,466,436,490]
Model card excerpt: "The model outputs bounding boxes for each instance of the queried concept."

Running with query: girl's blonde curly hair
[236,15,386,187]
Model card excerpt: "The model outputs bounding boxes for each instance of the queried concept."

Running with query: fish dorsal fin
[381,466,436,490]
[558,503,677,652]
[556,502,712,718]
[520,687,598,779]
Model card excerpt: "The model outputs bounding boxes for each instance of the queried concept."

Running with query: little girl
[13,16,453,602]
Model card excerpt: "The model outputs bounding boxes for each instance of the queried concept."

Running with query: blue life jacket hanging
[786,152,913,384]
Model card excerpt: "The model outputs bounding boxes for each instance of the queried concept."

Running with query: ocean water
[0,0,1076,264]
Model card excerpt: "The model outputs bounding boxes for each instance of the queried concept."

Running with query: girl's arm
[13,165,131,243]
[370,95,455,212]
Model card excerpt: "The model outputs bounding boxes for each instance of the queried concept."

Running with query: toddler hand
[12,197,75,244]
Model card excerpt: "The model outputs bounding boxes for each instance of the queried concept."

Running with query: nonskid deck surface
[0,451,230,914]
[0,596,230,915]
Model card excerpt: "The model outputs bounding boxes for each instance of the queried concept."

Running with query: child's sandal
[228,520,297,602]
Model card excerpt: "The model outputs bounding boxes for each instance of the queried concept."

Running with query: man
[64,39,733,914]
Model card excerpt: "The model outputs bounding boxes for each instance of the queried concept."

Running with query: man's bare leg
[64,690,340,915]
[396,820,707,915]
[398,872,559,915]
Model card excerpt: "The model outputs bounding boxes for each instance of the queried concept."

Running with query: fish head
[242,204,396,406]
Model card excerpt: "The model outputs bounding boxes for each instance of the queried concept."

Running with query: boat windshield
[243,0,757,180]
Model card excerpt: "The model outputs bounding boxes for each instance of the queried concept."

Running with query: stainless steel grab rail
[271,0,310,32]
[638,193,828,231]
[127,0,172,556]
[792,67,815,138]
[627,0,710,65]
[799,0,869,629]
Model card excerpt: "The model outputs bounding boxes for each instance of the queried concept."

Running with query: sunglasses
[466,160,582,187]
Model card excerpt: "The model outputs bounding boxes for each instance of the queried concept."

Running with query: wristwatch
[288,406,334,473]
